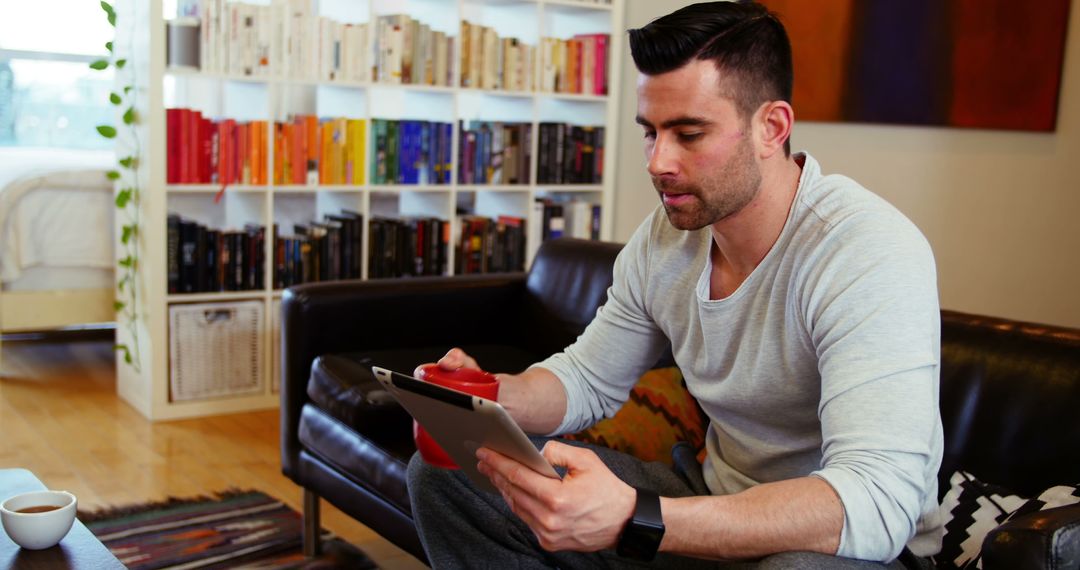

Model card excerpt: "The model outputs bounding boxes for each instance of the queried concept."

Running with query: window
[0,0,116,149]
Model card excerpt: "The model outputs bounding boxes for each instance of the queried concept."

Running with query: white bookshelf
[116,0,623,420]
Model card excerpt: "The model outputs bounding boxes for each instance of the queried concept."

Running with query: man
[408,2,943,568]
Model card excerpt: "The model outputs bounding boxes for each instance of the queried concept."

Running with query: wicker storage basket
[169,301,264,402]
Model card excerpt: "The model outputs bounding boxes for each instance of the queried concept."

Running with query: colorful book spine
[369,119,454,185]
[166,108,270,186]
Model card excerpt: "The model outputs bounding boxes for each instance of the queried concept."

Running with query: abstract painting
[760,0,1072,131]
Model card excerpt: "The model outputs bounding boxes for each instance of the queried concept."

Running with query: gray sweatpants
[406,438,920,569]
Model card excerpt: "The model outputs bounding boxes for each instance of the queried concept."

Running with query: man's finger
[479,447,561,495]
[438,347,480,370]
[540,440,595,473]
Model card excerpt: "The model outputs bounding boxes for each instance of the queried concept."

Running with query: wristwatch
[616,487,665,561]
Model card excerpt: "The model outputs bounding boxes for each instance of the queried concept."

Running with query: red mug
[413,364,499,468]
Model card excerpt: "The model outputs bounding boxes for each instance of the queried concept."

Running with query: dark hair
[628,2,793,153]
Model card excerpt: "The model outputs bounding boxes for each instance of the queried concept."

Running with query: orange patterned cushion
[564,367,706,465]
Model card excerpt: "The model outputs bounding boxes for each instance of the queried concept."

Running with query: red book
[200,116,213,183]
[594,34,608,95]
[223,119,237,185]
[217,119,228,186]
[208,122,220,184]
[166,108,180,183]
[177,109,191,183]
[188,110,201,183]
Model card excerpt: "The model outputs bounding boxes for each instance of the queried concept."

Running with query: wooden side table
[0,469,123,569]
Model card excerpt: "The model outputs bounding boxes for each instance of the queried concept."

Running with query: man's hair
[628,2,793,153]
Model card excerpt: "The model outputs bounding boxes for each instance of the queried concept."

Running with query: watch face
[616,520,665,560]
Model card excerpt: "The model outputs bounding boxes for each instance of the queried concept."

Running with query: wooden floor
[0,333,427,569]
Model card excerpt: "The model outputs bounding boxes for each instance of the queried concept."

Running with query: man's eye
[643,131,656,140]
[677,132,703,142]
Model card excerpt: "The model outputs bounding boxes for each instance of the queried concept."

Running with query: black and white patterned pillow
[934,470,1080,569]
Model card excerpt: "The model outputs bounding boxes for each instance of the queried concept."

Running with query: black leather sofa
[281,238,1080,568]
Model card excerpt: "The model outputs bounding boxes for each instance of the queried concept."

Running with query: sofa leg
[303,488,322,557]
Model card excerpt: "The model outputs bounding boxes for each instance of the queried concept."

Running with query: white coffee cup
[0,490,78,550]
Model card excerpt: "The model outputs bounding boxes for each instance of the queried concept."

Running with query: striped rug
[80,490,377,569]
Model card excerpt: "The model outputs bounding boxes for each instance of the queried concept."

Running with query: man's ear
[755,100,793,159]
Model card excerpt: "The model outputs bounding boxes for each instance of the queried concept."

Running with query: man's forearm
[496,366,567,434]
[659,476,843,560]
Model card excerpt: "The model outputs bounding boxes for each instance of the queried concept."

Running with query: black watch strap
[616,487,666,561]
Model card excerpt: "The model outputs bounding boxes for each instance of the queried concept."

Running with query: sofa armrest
[982,503,1080,570]
[280,273,528,480]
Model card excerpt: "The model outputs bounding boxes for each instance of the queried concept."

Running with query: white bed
[0,150,116,374]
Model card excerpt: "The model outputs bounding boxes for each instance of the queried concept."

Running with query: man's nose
[646,134,677,178]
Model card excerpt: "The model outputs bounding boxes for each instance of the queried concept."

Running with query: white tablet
[371,366,561,494]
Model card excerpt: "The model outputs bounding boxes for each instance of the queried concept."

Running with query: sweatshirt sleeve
[802,211,943,562]
[534,214,671,436]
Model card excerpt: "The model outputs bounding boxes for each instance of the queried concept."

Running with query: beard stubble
[653,138,762,231]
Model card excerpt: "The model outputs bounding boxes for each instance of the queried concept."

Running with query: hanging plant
[90,0,142,372]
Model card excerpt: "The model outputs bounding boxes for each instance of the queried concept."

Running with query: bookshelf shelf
[457,185,532,192]
[370,83,458,94]
[367,184,454,192]
[542,0,614,11]
[312,185,368,192]
[270,185,322,193]
[118,0,624,420]
[459,87,536,99]
[166,291,270,303]
[539,92,609,102]
[167,185,268,193]
[165,68,273,84]
[537,184,605,191]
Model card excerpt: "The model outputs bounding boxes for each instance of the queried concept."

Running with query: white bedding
[0,156,115,287]
[2,267,113,291]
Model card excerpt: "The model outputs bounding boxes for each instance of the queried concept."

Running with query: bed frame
[0,169,115,376]
[0,288,114,373]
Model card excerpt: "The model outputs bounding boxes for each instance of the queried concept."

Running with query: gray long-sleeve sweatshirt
[536,153,944,562]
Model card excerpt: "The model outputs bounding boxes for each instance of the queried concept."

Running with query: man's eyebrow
[635,116,714,129]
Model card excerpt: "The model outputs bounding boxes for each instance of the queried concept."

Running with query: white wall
[614,0,1080,328]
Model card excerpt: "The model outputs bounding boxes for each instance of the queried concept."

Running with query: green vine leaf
[116,188,133,207]
[103,1,141,374]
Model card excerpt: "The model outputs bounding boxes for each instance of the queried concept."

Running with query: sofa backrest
[938,310,1080,497]
[521,238,624,358]
[520,239,1080,498]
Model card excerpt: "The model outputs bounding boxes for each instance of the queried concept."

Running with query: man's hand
[414,347,481,378]
[476,441,637,552]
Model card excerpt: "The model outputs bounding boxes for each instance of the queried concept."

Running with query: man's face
[636,60,761,231]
